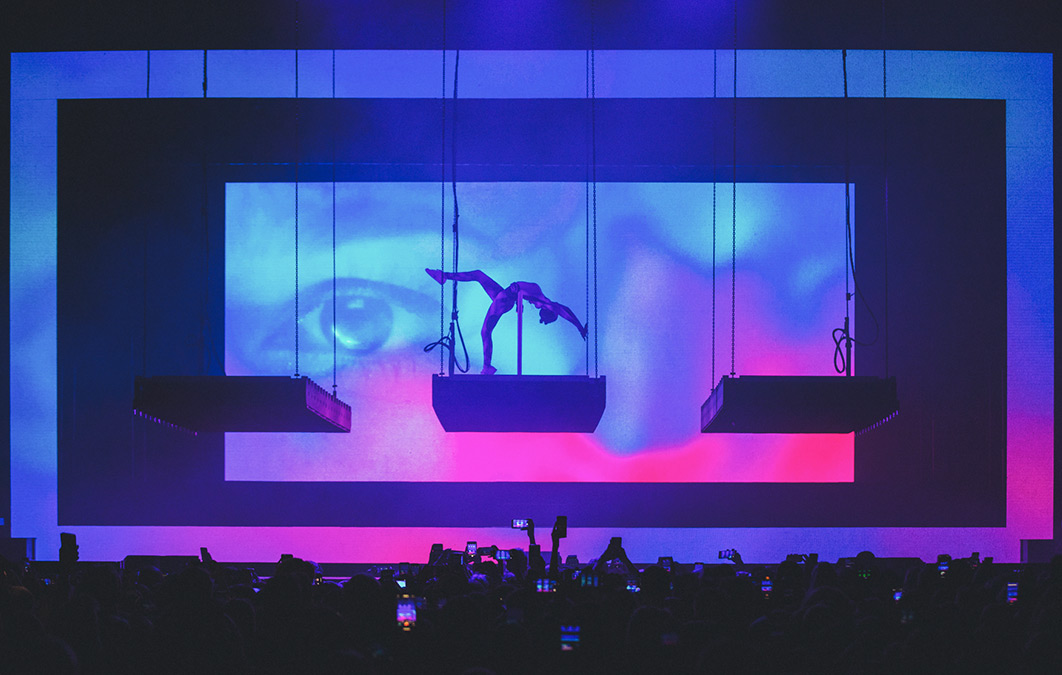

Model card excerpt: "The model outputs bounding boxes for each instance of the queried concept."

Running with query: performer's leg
[426,268,504,299]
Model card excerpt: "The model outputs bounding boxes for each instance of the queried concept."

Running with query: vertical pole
[516,290,524,375]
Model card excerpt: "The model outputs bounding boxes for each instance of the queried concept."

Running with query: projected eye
[232,277,436,373]
[302,278,432,359]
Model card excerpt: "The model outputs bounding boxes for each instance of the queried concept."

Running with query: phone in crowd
[718,549,734,560]
[59,532,78,565]
[536,578,557,593]
[761,576,772,599]
[626,581,641,593]
[560,625,581,651]
[893,588,903,602]
[396,579,407,588]
[496,549,511,561]
[580,571,599,588]
[554,516,568,538]
[466,541,478,557]
[396,594,417,631]
[1006,582,1018,604]
[512,519,530,530]
[658,556,673,572]
[937,560,949,577]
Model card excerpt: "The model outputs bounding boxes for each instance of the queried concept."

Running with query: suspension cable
[730,4,737,378]
[585,48,591,376]
[293,1,300,378]
[591,0,599,378]
[712,49,717,387]
[439,1,447,375]
[202,49,210,375]
[882,1,890,378]
[331,48,338,395]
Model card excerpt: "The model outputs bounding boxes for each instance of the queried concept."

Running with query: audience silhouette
[2,537,1060,674]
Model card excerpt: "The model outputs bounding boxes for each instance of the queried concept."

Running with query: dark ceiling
[4,0,1059,52]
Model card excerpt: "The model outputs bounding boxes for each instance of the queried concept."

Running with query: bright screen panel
[224,181,854,483]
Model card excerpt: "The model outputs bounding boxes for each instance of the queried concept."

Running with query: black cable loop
[832,48,882,375]
[424,43,470,374]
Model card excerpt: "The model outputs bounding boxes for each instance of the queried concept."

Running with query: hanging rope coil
[424,45,470,373]
[832,48,882,375]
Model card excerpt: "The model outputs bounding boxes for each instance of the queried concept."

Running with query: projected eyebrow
[229,277,436,374]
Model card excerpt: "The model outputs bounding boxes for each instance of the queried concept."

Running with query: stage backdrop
[10,49,1052,563]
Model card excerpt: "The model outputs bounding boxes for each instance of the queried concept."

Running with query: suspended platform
[133,376,351,433]
[433,374,606,432]
[701,375,898,434]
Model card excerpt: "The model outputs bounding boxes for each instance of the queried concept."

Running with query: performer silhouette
[427,269,587,374]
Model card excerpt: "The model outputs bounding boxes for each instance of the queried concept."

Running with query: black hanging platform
[133,376,351,433]
[432,374,606,433]
[701,375,898,434]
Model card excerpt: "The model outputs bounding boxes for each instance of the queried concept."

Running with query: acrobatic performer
[427,269,587,375]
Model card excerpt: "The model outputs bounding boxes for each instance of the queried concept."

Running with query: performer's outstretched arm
[545,301,587,339]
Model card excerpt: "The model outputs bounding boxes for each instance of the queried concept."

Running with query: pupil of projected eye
[329,295,393,353]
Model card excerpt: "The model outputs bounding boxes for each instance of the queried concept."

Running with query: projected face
[225,181,855,482]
